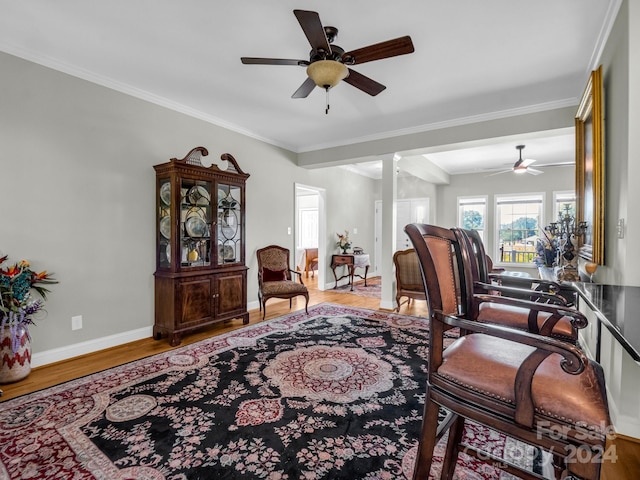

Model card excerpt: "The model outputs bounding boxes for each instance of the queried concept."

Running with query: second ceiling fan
[241,10,415,112]
[489,145,552,176]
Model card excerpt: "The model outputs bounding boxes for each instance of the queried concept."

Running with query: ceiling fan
[241,9,415,112]
[487,145,544,176]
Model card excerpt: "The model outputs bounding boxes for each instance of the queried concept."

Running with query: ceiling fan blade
[343,36,414,65]
[294,10,331,54]
[522,158,536,167]
[343,69,386,96]
[292,77,316,98]
[485,169,512,177]
[241,57,308,66]
[537,162,575,168]
[527,168,544,175]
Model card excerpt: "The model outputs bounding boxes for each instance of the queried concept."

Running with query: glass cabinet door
[217,183,242,265]
[180,178,212,268]
[158,178,172,269]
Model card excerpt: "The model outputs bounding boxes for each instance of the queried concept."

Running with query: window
[458,196,487,241]
[553,191,576,223]
[495,194,543,264]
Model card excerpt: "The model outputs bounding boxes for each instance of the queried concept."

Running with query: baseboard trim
[247,300,260,311]
[31,327,154,368]
[379,300,395,310]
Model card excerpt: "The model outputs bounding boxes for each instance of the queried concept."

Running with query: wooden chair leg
[412,393,441,480]
[442,415,465,480]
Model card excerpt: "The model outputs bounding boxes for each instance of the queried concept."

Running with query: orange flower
[34,271,50,280]
[4,264,21,277]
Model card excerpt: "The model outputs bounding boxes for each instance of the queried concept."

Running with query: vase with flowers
[336,230,351,254]
[0,255,57,384]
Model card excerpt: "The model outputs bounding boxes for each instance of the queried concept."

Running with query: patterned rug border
[0,303,426,409]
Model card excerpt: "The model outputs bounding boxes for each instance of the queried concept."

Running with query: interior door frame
[294,183,326,290]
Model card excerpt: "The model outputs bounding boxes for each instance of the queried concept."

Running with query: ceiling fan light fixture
[306,60,348,89]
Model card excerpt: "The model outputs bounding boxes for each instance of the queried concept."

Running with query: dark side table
[331,254,370,290]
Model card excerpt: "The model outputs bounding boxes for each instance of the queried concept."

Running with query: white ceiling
[0,1,619,175]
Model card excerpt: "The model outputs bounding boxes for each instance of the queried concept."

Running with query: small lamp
[306,60,349,114]
[306,60,348,89]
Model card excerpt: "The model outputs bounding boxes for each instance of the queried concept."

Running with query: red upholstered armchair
[257,245,309,319]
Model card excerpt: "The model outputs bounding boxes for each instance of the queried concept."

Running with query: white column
[380,154,398,310]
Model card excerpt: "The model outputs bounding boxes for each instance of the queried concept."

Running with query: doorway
[295,183,326,290]
[374,197,430,274]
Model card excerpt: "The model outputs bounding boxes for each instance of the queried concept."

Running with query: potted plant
[0,255,57,383]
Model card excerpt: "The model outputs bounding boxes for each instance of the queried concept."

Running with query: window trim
[494,192,545,265]
[553,190,576,222]
[457,195,488,239]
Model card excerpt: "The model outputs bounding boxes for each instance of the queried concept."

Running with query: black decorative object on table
[541,204,588,281]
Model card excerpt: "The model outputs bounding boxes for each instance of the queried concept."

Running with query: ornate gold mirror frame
[575,65,605,264]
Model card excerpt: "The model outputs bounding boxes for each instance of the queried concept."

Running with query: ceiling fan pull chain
[325,86,330,114]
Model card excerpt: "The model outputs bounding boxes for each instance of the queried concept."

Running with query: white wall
[0,51,378,364]
[597,0,640,286]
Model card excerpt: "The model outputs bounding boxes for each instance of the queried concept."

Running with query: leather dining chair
[453,228,580,344]
[459,228,569,305]
[256,245,309,319]
[405,223,611,480]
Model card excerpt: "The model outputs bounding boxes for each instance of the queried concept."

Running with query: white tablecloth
[353,254,370,268]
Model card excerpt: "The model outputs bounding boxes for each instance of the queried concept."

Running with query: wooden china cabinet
[153,147,249,345]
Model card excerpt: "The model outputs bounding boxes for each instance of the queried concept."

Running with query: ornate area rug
[0,304,545,479]
[334,276,381,298]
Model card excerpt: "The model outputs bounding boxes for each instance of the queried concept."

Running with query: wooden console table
[331,254,370,290]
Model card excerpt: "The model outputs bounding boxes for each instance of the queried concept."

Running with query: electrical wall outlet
[617,218,625,239]
[71,315,83,330]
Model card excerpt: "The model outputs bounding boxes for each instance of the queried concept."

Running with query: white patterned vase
[0,324,32,384]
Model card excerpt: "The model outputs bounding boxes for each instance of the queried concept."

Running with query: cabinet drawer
[333,255,353,265]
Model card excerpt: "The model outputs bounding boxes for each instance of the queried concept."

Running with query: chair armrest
[437,309,589,427]
[474,293,588,330]
[436,310,587,375]
[489,273,562,292]
[475,281,567,305]
[289,269,304,284]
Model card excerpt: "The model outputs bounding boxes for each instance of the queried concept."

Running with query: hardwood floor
[0,276,633,478]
